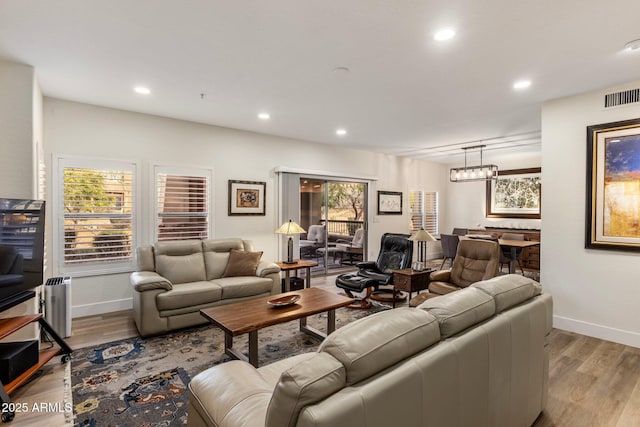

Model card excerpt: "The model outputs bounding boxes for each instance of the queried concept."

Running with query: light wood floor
[8,275,640,426]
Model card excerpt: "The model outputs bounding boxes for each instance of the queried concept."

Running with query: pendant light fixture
[449,145,498,182]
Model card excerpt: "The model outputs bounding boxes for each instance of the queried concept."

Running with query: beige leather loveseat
[188,274,552,427]
[130,238,280,337]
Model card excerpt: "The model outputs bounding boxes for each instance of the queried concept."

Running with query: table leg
[299,309,335,341]
[223,330,260,367]
[247,331,258,367]
[283,270,291,292]
[305,267,311,288]
[327,309,336,334]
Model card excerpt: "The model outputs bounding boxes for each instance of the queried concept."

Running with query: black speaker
[0,340,39,384]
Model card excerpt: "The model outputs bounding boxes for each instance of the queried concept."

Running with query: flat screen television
[0,198,45,310]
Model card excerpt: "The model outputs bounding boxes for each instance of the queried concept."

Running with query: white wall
[444,151,542,234]
[43,98,448,317]
[0,60,35,198]
[541,80,640,348]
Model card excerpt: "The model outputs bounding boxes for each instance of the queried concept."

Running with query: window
[57,158,136,273]
[155,166,211,241]
[409,191,439,235]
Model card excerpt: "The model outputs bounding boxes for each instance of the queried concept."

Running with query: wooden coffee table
[200,287,353,367]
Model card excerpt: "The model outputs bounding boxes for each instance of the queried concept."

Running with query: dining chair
[451,228,468,236]
[439,234,459,269]
[501,232,526,275]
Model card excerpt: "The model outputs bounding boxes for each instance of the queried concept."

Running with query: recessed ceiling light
[434,28,456,41]
[513,80,531,90]
[624,39,640,51]
[336,129,347,136]
[258,112,270,120]
[134,86,151,95]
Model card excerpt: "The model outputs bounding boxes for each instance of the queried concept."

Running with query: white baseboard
[553,315,640,348]
[72,298,133,318]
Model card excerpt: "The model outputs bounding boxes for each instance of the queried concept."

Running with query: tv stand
[0,293,72,423]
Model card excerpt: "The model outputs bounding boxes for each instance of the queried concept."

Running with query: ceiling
[1,1,639,164]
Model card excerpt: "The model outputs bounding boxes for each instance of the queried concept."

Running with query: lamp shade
[275,220,306,235]
[409,229,435,242]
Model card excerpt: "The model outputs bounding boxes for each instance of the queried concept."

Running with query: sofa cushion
[418,286,495,338]
[472,274,542,313]
[155,240,206,285]
[266,352,346,427]
[223,250,262,277]
[203,238,247,279]
[213,276,274,299]
[156,281,222,311]
[319,307,440,385]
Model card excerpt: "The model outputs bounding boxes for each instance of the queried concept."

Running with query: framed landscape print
[377,191,402,215]
[486,168,541,219]
[228,180,266,216]
[586,118,640,251]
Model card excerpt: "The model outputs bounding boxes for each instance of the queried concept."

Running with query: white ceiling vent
[604,88,639,108]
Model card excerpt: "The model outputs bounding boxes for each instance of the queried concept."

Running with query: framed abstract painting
[586,118,640,251]
[486,168,541,219]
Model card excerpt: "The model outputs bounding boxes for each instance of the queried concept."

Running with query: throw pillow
[222,249,263,277]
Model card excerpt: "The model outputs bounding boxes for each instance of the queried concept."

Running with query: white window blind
[61,164,134,266]
[409,191,439,235]
[155,168,210,241]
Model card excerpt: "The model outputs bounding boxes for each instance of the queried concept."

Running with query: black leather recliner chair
[335,233,413,308]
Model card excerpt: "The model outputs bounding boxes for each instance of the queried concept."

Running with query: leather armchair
[428,238,500,296]
[336,233,412,308]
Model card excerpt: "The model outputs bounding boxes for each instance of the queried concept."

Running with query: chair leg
[517,260,525,275]
[440,258,447,270]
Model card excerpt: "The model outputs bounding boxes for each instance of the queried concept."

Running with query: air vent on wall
[604,88,640,108]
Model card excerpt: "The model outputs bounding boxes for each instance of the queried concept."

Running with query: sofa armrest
[429,269,451,282]
[257,260,280,277]
[130,271,172,292]
[188,361,272,427]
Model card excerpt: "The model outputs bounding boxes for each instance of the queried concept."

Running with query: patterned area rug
[71,302,388,426]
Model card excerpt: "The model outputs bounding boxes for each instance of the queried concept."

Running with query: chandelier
[449,145,498,182]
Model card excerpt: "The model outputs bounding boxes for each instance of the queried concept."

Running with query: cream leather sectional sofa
[130,238,280,337]
[187,274,552,427]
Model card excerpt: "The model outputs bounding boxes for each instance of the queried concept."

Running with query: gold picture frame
[586,118,640,251]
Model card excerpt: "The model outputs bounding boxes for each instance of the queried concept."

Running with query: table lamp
[275,220,306,264]
[409,228,436,270]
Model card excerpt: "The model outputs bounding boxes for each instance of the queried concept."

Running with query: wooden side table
[275,260,319,292]
[391,268,433,308]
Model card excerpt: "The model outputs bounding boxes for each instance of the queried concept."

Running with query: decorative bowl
[267,294,300,307]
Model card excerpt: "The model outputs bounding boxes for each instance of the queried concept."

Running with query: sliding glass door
[299,178,367,275]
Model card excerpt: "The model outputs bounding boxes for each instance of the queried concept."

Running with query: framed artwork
[586,118,640,251]
[377,191,403,215]
[486,168,541,219]
[228,180,266,216]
